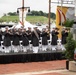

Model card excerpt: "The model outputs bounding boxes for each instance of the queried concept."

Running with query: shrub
[63,19,74,27]
[65,33,76,60]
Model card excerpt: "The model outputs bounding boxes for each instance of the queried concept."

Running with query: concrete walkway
[1,69,76,75]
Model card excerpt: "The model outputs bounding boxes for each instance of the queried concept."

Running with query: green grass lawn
[26,16,48,24]
[0,15,50,24]
[0,16,19,22]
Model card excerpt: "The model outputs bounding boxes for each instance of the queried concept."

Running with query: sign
[56,6,75,38]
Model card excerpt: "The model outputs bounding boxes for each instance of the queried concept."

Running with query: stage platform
[0,51,65,64]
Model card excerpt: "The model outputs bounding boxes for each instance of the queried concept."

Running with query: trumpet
[15,31,19,35]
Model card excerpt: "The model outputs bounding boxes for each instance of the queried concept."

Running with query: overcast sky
[0,0,74,17]
[0,0,59,17]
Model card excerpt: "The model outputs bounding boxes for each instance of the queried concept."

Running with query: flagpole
[60,0,63,39]
[48,0,51,34]
[22,0,24,27]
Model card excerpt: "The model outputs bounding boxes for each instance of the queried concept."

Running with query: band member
[0,29,2,52]
[18,28,23,41]
[0,29,2,46]
[41,28,48,51]
[31,27,40,53]
[51,28,59,45]
[21,28,29,52]
[61,28,69,44]
[26,27,33,51]
[26,27,32,41]
[46,26,50,40]
[8,28,14,52]
[9,29,13,41]
[12,28,20,52]
[3,26,11,53]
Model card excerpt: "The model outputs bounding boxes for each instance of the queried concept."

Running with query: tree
[47,12,56,20]
[8,12,17,16]
[65,33,76,60]
[31,10,39,16]
[63,19,74,27]
[28,10,56,20]
[43,13,48,17]
[51,13,56,20]
[38,11,44,16]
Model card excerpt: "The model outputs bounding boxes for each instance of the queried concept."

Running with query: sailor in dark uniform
[0,29,2,45]
[31,27,40,53]
[41,28,48,51]
[26,27,32,51]
[8,28,14,51]
[12,28,20,52]
[21,28,29,52]
[46,26,50,40]
[61,28,69,44]
[18,28,23,41]
[0,29,2,52]
[26,27,32,41]
[51,28,59,51]
[17,28,23,51]
[51,28,59,45]
[3,26,11,53]
[9,29,13,41]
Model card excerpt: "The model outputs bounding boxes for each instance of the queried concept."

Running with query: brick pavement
[0,60,66,74]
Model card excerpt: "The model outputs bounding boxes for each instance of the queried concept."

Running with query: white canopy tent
[12,20,43,31]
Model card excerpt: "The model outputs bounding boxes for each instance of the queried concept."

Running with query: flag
[18,8,27,25]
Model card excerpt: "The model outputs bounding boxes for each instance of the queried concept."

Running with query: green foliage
[28,10,56,20]
[8,12,17,16]
[75,40,76,48]
[65,33,76,60]
[27,10,46,16]
[63,19,74,27]
[50,13,56,20]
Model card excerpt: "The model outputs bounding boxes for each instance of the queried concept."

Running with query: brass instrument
[15,31,19,35]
